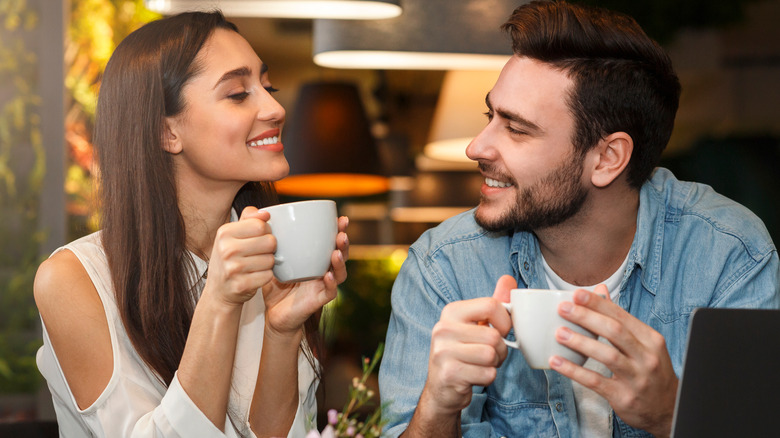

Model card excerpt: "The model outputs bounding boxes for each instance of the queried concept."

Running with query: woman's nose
[257,92,286,124]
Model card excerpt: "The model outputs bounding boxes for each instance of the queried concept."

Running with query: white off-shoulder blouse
[36,230,318,437]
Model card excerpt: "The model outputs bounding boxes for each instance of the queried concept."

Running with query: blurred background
[1,0,778,432]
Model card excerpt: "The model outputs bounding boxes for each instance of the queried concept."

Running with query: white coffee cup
[260,200,338,283]
[502,289,597,369]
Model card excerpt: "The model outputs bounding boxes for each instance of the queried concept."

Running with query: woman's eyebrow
[212,63,269,89]
[213,66,251,89]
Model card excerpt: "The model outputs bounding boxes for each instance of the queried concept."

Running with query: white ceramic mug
[260,200,338,283]
[502,289,597,369]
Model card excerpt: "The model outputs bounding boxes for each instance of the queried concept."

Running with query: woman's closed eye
[228,91,250,102]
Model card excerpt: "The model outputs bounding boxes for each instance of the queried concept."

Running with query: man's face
[466,56,587,232]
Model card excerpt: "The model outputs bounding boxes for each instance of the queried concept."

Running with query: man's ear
[162,118,183,155]
[590,132,633,188]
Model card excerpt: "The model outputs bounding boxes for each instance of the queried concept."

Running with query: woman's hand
[262,216,350,337]
[201,207,277,307]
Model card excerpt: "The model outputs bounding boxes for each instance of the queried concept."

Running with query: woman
[34,11,349,437]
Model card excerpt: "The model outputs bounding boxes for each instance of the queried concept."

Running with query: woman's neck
[177,181,240,261]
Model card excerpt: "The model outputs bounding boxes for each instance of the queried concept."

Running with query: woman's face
[166,28,289,194]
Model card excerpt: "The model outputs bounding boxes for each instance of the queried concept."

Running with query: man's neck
[535,188,639,287]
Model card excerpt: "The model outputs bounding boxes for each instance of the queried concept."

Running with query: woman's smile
[247,128,283,152]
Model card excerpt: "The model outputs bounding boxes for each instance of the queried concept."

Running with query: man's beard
[475,152,588,232]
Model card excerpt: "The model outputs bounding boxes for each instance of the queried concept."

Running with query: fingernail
[337,250,344,262]
[574,289,590,304]
[558,327,572,340]
[550,356,563,368]
[560,301,573,313]
[326,271,335,281]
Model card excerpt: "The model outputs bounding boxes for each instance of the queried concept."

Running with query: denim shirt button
[523,261,530,270]
[555,402,563,412]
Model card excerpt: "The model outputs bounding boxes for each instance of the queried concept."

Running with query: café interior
[1,0,779,434]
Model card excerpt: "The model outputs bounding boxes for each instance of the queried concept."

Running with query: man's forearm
[401,388,462,438]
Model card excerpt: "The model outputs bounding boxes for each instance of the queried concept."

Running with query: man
[378,1,780,437]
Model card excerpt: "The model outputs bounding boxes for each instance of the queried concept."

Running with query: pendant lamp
[275,82,389,198]
[144,0,402,19]
[424,70,501,163]
[313,0,521,70]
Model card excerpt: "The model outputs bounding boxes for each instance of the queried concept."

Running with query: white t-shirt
[36,230,318,437]
[542,253,629,438]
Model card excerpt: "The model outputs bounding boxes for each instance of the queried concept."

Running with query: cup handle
[500,302,520,349]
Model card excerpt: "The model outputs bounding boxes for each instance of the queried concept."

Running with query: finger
[594,283,611,301]
[569,289,657,351]
[548,354,617,399]
[559,294,645,358]
[431,357,499,389]
[239,206,260,220]
[336,231,349,261]
[491,275,517,304]
[330,249,347,284]
[445,342,506,368]
[555,326,635,377]
[314,271,339,307]
[338,216,349,233]
[432,321,508,353]
[441,298,513,335]
[220,216,272,240]
[224,269,275,296]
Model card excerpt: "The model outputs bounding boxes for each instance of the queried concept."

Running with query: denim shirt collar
[508,169,670,298]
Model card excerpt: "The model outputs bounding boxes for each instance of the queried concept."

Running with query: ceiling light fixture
[144,0,402,20]
[313,0,521,70]
[424,70,501,163]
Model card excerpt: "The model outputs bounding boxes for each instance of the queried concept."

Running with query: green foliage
[325,344,388,438]
[0,0,44,394]
[325,255,402,356]
[65,0,160,239]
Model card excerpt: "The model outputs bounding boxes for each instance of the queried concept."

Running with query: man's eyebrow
[485,92,544,134]
[213,63,268,89]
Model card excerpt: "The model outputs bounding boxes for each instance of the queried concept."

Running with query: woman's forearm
[177,292,243,431]
[249,325,302,437]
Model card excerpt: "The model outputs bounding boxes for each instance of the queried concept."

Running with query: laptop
[670,307,780,437]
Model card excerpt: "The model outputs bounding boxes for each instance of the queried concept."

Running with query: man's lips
[484,177,513,188]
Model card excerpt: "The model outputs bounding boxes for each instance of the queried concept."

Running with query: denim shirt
[378,168,779,438]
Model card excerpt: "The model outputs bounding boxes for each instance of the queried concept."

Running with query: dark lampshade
[276,82,389,197]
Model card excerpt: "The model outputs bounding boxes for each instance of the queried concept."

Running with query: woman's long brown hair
[93,11,321,386]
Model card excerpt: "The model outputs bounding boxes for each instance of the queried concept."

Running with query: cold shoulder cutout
[36,232,318,437]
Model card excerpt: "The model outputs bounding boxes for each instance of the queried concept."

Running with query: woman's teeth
[486,177,512,188]
[248,136,279,147]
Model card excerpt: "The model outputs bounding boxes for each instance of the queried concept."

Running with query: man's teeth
[485,177,512,188]
[248,136,279,147]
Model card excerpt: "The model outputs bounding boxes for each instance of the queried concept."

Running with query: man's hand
[550,284,678,438]
[404,275,516,437]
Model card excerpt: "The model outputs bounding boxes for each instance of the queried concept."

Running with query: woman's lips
[247,128,283,152]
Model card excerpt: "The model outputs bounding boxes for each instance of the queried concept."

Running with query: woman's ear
[591,132,633,188]
[163,118,183,155]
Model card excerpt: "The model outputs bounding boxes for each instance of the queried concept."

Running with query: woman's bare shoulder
[34,249,114,409]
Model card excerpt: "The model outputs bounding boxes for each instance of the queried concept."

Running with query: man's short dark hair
[502,0,681,188]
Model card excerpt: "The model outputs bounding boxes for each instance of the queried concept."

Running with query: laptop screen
[670,307,780,437]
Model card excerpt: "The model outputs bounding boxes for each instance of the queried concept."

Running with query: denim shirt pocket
[613,415,654,438]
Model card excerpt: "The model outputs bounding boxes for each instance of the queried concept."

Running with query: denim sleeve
[709,248,780,310]
[378,246,502,438]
